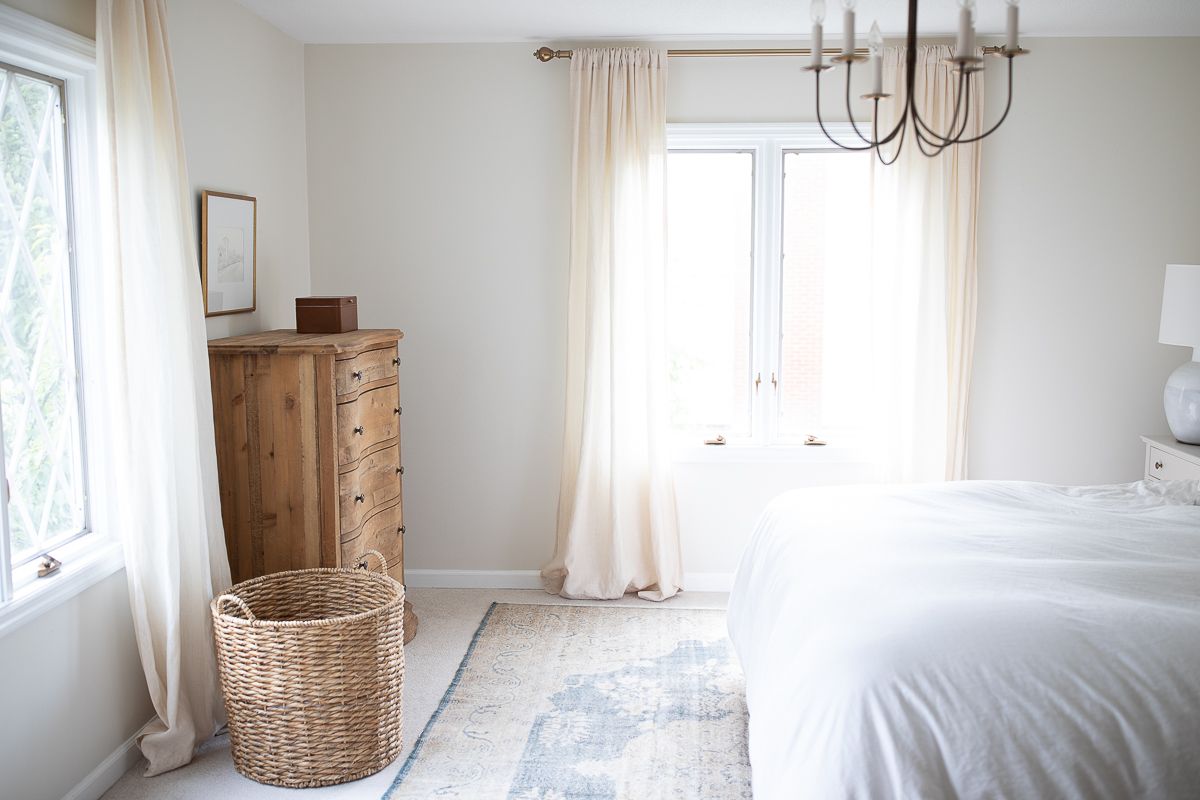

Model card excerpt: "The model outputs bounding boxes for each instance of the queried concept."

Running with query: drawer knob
[355,493,366,504]
[392,357,400,366]
[1155,461,1164,471]
[352,370,363,381]
[398,525,406,535]
[353,425,365,435]
[396,465,405,475]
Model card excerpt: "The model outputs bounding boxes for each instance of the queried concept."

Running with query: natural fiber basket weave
[210,550,405,788]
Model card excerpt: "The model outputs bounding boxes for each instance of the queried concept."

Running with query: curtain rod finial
[534,46,557,62]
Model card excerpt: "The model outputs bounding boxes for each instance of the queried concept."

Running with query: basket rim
[211,566,404,629]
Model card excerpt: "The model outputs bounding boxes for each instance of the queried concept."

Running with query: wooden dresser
[207,329,416,642]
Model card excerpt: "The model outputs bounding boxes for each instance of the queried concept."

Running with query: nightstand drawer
[1146,446,1200,481]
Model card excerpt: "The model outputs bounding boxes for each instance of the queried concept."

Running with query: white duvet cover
[727,480,1200,800]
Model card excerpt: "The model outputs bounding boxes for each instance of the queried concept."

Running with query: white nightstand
[1141,435,1200,481]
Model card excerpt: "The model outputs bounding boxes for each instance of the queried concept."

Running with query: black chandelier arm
[814,69,878,152]
[873,105,908,166]
[912,75,973,155]
[844,62,875,145]
[910,65,971,147]
[949,56,1016,145]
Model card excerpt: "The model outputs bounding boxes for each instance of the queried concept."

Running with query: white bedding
[727,480,1200,800]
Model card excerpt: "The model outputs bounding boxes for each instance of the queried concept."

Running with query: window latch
[37,554,63,578]
[804,435,828,446]
[754,373,761,393]
[704,435,727,446]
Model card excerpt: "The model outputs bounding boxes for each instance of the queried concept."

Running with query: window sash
[0,12,97,603]
[666,123,860,448]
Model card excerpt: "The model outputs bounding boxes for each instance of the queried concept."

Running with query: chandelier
[806,0,1028,163]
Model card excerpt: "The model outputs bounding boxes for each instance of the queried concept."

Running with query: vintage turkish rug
[384,603,751,800]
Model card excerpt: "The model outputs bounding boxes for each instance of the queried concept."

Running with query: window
[666,124,872,449]
[0,8,107,618]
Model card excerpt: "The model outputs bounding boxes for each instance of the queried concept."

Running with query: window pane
[778,151,871,439]
[666,151,753,439]
[0,65,86,563]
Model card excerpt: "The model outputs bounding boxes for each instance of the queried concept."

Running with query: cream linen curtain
[97,0,232,775]
[542,47,682,601]
[868,45,983,482]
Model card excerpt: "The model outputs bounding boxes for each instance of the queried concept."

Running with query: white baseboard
[62,718,152,800]
[682,572,734,592]
[405,569,544,589]
[405,569,734,593]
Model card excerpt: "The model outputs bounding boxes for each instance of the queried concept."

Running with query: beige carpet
[100,588,729,800]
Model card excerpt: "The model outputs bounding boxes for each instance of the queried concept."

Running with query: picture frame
[201,190,257,316]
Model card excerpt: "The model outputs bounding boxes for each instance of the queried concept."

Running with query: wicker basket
[210,550,405,788]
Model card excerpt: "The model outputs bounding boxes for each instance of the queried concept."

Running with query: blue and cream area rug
[384,603,751,800]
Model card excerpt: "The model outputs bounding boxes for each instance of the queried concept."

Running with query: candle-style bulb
[868,20,883,95]
[1005,0,1020,51]
[841,0,857,9]
[957,0,975,8]
[811,0,826,24]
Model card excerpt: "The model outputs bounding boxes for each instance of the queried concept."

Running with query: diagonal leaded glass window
[0,61,87,567]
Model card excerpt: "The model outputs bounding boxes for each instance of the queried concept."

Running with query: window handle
[754,373,761,393]
[771,372,778,390]
[37,554,62,578]
[704,435,727,446]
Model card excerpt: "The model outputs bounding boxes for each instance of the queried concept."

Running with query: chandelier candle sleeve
[869,21,883,94]
[811,0,825,68]
[956,0,976,59]
[1006,0,1020,51]
[842,0,856,56]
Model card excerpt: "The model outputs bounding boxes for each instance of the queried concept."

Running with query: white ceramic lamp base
[1164,359,1200,445]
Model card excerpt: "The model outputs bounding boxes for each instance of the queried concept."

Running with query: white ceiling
[234,0,1200,45]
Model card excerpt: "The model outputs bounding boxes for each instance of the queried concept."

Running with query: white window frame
[0,5,122,637]
[668,122,871,464]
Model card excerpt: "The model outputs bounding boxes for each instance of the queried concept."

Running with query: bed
[727,480,1200,800]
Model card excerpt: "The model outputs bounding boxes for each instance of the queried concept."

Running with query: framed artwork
[201,190,257,316]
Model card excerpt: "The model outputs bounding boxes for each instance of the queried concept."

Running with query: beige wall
[0,1,311,798]
[304,38,1200,576]
[2,0,92,38]
[971,38,1199,483]
[168,0,312,339]
[0,572,149,800]
[304,43,570,577]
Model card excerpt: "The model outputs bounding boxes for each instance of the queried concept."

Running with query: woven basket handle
[215,593,256,621]
[357,549,389,575]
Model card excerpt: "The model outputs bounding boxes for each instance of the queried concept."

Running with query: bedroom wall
[0,2,312,799]
[169,0,313,339]
[304,37,1200,582]
[971,38,1200,484]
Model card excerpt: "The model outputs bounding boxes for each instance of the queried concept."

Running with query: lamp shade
[1159,264,1200,348]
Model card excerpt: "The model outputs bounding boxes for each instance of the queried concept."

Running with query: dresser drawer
[339,443,401,532]
[342,501,404,585]
[1146,446,1200,481]
[335,346,398,398]
[337,384,401,466]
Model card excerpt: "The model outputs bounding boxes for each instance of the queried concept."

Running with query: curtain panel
[543,47,683,601]
[869,44,983,482]
[97,0,232,775]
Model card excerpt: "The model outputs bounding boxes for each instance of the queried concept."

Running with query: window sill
[0,537,125,639]
[672,442,875,464]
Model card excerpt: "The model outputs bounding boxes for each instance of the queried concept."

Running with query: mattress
[727,480,1200,799]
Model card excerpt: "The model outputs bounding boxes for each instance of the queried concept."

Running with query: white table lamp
[1159,264,1200,444]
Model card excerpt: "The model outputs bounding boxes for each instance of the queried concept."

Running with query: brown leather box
[295,296,359,334]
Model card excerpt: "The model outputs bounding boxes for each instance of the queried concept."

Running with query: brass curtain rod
[533,45,1005,62]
